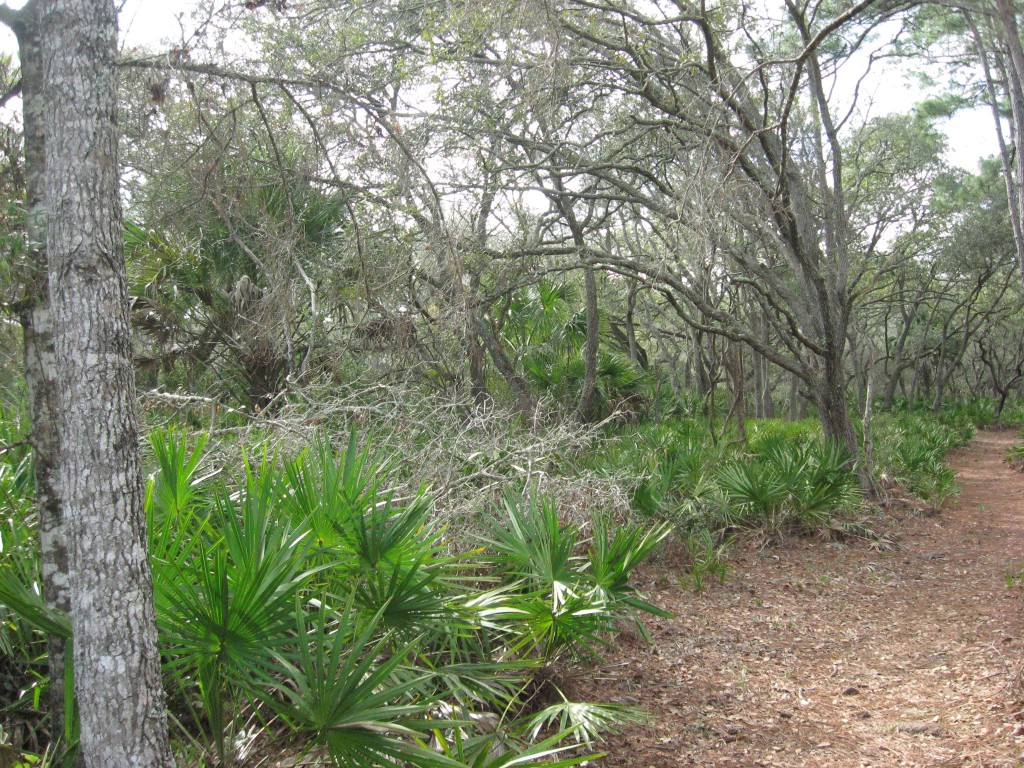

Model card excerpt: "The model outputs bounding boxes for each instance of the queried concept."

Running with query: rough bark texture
[6,0,74,742]
[40,1,173,766]
[814,353,872,493]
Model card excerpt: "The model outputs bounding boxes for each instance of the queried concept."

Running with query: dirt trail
[577,429,1024,767]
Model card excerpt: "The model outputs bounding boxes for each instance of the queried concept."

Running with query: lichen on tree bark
[40,0,173,765]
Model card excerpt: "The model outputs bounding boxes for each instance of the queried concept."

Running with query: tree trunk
[725,342,747,442]
[753,347,765,419]
[909,363,919,405]
[974,1,1024,288]
[475,316,535,418]
[881,363,906,410]
[753,311,774,418]
[813,356,872,493]
[931,376,948,413]
[41,1,173,766]
[5,0,73,746]
[861,363,876,491]
[465,276,489,406]
[467,326,488,406]
[789,371,800,421]
[624,280,645,369]
[577,265,600,422]
[694,330,713,412]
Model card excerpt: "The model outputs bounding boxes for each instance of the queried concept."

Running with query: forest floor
[573,429,1024,767]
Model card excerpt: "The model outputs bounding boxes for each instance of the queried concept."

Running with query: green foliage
[124,140,349,409]
[588,515,673,622]
[1007,439,1024,468]
[683,530,732,594]
[501,279,652,419]
[0,513,58,741]
[617,421,730,530]
[480,491,671,662]
[716,460,790,531]
[256,603,456,768]
[483,493,578,589]
[0,519,70,643]
[603,418,860,537]
[149,434,312,764]
[873,412,967,504]
[999,402,1024,428]
[940,398,997,429]
[431,723,598,768]
[147,429,209,519]
[1003,567,1024,588]
[0,734,58,768]
[280,434,455,638]
[2,423,667,766]
[0,397,56,750]
[751,440,862,530]
[524,700,647,745]
[745,419,820,453]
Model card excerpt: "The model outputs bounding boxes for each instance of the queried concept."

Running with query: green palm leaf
[259,603,463,768]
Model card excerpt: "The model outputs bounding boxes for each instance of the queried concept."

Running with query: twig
[0,436,30,456]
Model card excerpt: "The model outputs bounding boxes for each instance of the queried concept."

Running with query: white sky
[119,0,204,48]
[0,0,1000,172]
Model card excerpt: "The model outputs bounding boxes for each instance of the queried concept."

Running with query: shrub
[873,413,963,505]
[480,490,671,661]
[3,426,668,766]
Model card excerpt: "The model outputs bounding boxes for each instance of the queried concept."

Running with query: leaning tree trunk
[41,1,173,766]
[624,280,645,368]
[8,1,74,743]
[475,316,535,418]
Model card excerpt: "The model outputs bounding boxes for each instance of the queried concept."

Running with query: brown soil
[576,429,1024,767]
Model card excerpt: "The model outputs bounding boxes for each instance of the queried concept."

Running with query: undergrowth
[872,407,975,506]
[1,427,669,768]
[1,391,1013,766]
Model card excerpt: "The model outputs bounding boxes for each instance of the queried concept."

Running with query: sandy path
[576,429,1024,767]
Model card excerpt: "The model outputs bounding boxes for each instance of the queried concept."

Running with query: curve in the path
[578,428,1024,768]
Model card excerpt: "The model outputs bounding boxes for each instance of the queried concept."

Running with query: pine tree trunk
[41,1,173,766]
[6,0,73,744]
